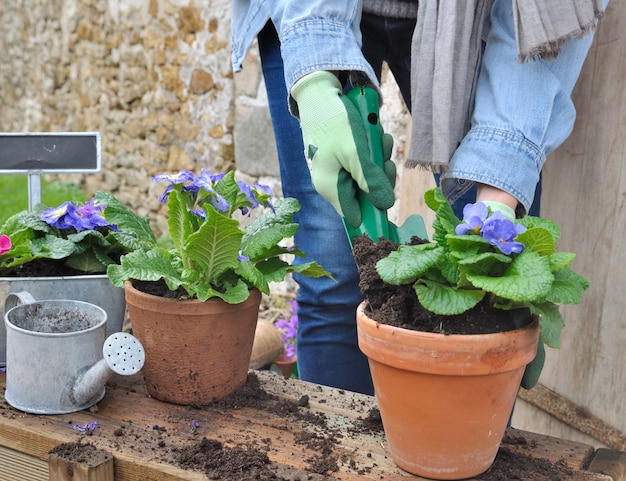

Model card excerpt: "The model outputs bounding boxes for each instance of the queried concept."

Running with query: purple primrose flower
[41,199,112,232]
[73,201,110,231]
[152,169,194,185]
[190,419,199,434]
[480,211,527,255]
[41,201,78,229]
[72,421,99,434]
[455,202,489,235]
[456,201,526,255]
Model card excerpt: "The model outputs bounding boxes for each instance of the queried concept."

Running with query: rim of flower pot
[124,280,262,314]
[356,301,540,376]
[0,273,113,281]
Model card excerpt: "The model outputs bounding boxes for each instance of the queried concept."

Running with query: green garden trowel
[343,87,427,245]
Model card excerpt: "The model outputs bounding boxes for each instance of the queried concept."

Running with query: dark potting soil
[35,373,580,481]
[7,259,89,277]
[132,278,189,299]
[351,234,523,334]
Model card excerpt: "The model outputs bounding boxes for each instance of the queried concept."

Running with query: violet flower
[152,169,194,185]
[274,300,298,362]
[73,201,110,231]
[480,211,526,255]
[455,202,488,235]
[40,201,78,229]
[72,421,99,434]
[456,201,526,255]
[190,419,199,434]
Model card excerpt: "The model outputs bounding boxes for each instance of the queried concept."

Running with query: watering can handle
[343,87,399,243]
[4,291,36,316]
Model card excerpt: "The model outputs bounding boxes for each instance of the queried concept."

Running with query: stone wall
[0,0,409,234]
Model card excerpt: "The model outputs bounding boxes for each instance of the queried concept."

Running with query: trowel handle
[343,87,397,243]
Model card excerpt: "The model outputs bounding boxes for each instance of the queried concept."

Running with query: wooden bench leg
[48,443,113,481]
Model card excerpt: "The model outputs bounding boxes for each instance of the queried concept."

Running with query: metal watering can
[3,291,145,414]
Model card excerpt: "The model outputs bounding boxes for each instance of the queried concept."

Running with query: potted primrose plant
[353,188,589,480]
[0,196,146,358]
[103,169,330,405]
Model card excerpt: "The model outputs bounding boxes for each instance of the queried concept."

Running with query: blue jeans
[258,23,373,394]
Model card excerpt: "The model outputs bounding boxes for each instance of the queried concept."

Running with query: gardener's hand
[291,71,396,228]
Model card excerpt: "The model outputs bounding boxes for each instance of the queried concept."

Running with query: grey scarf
[406,0,605,171]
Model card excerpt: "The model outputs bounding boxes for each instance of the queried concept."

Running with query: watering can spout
[72,332,145,407]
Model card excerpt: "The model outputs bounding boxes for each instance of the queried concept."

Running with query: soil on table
[28,373,580,481]
[351,235,524,334]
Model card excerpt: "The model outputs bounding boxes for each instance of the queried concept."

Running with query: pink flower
[0,235,11,255]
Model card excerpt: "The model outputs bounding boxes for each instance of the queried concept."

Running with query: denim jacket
[231,0,377,96]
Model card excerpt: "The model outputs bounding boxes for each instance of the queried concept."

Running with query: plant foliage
[376,189,589,348]
[105,170,331,303]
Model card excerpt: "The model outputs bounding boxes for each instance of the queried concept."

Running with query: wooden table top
[0,371,623,481]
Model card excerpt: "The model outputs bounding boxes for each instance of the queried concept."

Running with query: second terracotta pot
[125,281,261,405]
[356,301,539,480]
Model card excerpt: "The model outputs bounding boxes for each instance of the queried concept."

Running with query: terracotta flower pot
[124,281,261,405]
[356,301,539,480]
[274,354,297,379]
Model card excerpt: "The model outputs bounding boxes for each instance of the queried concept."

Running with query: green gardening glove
[291,71,396,228]
[481,200,516,221]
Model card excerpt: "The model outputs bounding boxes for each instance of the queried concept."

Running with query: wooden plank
[0,372,623,480]
[0,445,47,481]
[588,449,626,481]
[518,384,626,451]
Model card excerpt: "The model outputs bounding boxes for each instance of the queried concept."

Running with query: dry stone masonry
[0,0,409,236]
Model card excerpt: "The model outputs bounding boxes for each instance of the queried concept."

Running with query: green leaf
[415,280,485,315]
[516,227,556,256]
[106,248,185,288]
[516,216,560,240]
[530,301,564,348]
[290,262,333,279]
[96,191,156,245]
[65,251,107,273]
[167,190,194,254]
[200,279,251,304]
[184,205,243,285]
[548,252,576,272]
[1,209,50,235]
[212,171,244,211]
[242,222,299,262]
[30,235,76,259]
[466,250,553,302]
[457,251,512,276]
[447,234,491,260]
[376,243,442,285]
[235,258,272,294]
[546,267,590,304]
[426,189,459,244]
